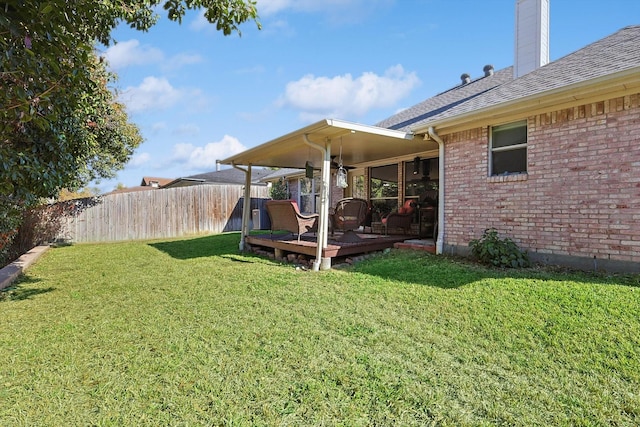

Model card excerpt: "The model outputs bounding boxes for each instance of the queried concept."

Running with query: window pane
[370,164,398,199]
[493,121,527,148]
[299,195,314,213]
[352,175,365,199]
[404,158,437,197]
[300,177,312,195]
[492,148,527,175]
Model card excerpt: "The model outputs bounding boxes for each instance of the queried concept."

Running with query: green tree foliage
[0,0,260,254]
[58,187,97,201]
[269,178,290,200]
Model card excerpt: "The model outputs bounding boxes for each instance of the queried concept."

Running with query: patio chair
[329,198,369,242]
[265,200,319,241]
[382,199,416,234]
[330,198,369,235]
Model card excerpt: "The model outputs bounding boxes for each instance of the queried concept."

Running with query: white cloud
[151,122,167,134]
[128,152,151,167]
[256,0,392,20]
[189,11,211,32]
[173,124,201,136]
[171,135,247,170]
[120,77,185,113]
[163,53,204,71]
[278,64,420,121]
[103,39,202,72]
[103,39,164,69]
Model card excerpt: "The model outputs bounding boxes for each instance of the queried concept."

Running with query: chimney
[514,0,549,78]
[216,159,221,171]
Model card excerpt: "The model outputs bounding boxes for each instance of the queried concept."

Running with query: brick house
[223,0,640,272]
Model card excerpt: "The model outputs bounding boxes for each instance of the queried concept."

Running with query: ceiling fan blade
[330,156,355,170]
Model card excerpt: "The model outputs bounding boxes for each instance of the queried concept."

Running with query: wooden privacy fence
[59,184,270,243]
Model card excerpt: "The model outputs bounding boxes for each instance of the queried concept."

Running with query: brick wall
[444,93,640,268]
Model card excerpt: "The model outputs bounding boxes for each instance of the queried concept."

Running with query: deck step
[394,239,436,253]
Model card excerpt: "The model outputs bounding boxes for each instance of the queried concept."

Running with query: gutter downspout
[303,134,331,271]
[428,127,445,255]
[232,162,252,252]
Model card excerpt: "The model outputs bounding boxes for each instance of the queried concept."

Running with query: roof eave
[220,118,414,168]
[412,66,640,135]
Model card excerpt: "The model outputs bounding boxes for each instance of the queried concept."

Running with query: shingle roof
[184,167,272,185]
[376,67,514,132]
[377,25,640,132]
[140,176,174,187]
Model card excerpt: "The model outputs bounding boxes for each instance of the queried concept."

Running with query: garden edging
[0,246,49,291]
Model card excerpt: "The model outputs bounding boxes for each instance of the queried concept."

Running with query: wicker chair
[330,198,369,235]
[382,199,416,234]
[265,200,319,241]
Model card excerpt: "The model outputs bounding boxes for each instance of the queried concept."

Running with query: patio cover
[220,118,430,271]
[220,119,428,169]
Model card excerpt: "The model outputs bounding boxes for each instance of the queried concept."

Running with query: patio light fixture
[413,156,421,175]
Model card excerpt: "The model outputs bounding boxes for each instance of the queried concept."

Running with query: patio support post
[233,162,252,252]
[428,127,445,255]
[303,134,332,271]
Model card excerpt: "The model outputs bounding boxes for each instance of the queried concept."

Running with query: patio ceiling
[220,119,437,169]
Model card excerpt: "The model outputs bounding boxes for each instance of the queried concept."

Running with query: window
[369,164,398,220]
[299,175,320,213]
[351,174,366,199]
[490,120,527,176]
[404,158,438,205]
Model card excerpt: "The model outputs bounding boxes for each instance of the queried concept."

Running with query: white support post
[233,163,252,252]
[303,134,332,271]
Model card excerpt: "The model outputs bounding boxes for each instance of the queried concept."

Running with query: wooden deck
[246,231,417,265]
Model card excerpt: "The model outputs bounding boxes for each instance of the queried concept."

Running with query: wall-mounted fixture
[305,161,314,179]
[413,156,421,175]
[422,158,431,179]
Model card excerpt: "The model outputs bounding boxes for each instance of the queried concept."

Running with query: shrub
[269,178,290,200]
[469,228,530,268]
[1,197,101,268]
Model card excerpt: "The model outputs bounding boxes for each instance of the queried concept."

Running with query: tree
[0,0,260,257]
[269,178,290,200]
[58,187,98,201]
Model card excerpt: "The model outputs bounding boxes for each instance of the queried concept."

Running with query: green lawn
[1,233,639,426]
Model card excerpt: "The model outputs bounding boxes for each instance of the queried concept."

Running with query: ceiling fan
[330,155,355,170]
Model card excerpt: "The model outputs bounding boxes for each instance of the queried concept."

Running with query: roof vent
[460,73,471,85]
[483,64,494,77]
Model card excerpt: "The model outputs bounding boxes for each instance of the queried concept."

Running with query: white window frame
[298,175,320,213]
[490,120,528,176]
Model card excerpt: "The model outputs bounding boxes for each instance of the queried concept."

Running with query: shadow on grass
[351,250,640,289]
[148,233,640,289]
[1,277,55,302]
[148,233,241,260]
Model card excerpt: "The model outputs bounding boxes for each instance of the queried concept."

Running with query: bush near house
[469,228,531,268]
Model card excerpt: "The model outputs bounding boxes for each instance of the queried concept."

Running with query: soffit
[221,119,437,169]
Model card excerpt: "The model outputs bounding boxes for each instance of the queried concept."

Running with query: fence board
[59,185,270,243]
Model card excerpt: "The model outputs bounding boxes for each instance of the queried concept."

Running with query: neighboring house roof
[163,167,272,188]
[105,185,157,195]
[380,25,640,134]
[140,176,173,187]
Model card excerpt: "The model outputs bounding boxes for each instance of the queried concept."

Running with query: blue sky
[96,0,640,192]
